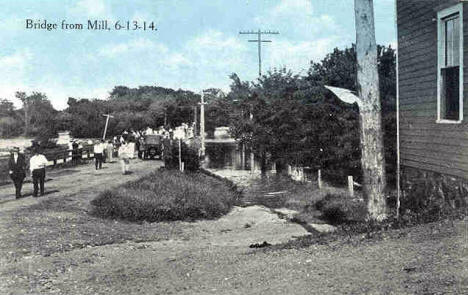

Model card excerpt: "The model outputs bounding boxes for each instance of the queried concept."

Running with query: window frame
[437,3,464,124]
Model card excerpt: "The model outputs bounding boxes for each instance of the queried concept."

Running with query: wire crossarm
[239,29,279,77]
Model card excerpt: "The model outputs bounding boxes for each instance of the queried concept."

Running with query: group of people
[6,135,141,199]
[8,147,48,199]
[92,139,115,169]
[93,138,134,174]
[5,125,195,199]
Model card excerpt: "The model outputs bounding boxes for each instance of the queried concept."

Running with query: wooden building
[397,0,468,207]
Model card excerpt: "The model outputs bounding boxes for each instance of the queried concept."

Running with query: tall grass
[90,170,241,222]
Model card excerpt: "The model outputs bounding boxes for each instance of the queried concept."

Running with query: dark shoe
[33,194,38,198]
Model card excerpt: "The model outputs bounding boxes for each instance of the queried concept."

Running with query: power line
[239,30,279,77]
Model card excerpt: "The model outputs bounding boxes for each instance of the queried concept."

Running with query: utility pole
[239,29,279,172]
[355,0,387,220]
[102,114,114,140]
[239,30,279,77]
[199,91,206,157]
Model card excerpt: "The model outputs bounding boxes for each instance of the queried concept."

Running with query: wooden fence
[0,144,96,186]
[287,165,361,196]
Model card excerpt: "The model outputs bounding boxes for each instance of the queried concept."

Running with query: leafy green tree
[307,44,396,185]
[13,92,58,141]
[0,99,23,138]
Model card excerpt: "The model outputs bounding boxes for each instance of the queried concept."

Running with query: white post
[348,176,354,197]
[178,138,182,171]
[200,91,205,157]
[102,114,114,140]
[241,143,245,169]
[318,169,322,190]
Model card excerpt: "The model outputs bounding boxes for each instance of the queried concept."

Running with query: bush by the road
[315,193,367,225]
[90,170,240,222]
[162,139,200,172]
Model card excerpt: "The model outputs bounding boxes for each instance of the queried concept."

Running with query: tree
[354,0,387,220]
[228,69,308,174]
[0,99,23,138]
[204,88,232,136]
[307,45,396,186]
[15,92,29,135]
[13,92,58,140]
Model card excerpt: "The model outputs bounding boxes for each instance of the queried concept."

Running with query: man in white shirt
[93,140,105,170]
[29,149,48,197]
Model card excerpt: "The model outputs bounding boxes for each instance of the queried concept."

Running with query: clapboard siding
[399,72,436,87]
[397,0,468,180]
[401,143,467,156]
[399,102,437,111]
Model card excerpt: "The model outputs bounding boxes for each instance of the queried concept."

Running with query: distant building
[397,0,467,207]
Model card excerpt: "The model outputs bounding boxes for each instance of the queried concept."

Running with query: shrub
[90,170,241,222]
[162,139,200,171]
[315,193,367,225]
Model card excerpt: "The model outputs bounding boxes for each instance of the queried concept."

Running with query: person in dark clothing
[8,147,26,199]
[72,141,79,165]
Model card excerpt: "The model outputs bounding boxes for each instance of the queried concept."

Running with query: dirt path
[0,161,467,294]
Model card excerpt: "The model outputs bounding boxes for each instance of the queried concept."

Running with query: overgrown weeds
[90,170,241,222]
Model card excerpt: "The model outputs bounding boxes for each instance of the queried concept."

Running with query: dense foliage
[0,92,58,142]
[228,45,396,185]
[162,138,201,171]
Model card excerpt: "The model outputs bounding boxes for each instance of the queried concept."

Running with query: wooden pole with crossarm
[102,114,114,140]
[239,30,279,77]
[239,29,279,173]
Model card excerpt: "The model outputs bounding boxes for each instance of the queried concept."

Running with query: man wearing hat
[8,147,26,199]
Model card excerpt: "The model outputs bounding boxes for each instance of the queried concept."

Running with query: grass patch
[90,170,241,222]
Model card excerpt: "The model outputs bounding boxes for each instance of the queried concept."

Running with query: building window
[437,4,463,123]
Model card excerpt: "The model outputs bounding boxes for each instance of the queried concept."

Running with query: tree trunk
[260,152,268,176]
[275,159,287,176]
[354,0,387,220]
[24,102,29,136]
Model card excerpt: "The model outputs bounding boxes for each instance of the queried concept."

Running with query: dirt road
[0,160,466,294]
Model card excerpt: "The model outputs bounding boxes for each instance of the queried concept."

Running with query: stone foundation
[401,166,468,210]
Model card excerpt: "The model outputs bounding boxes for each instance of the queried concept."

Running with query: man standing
[118,140,130,175]
[93,140,104,170]
[72,140,79,165]
[8,147,26,199]
[106,140,114,163]
[29,149,48,197]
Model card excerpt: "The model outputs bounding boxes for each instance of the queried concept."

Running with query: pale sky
[0,0,396,110]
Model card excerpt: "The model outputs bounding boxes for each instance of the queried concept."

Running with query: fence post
[178,138,182,171]
[348,175,354,197]
[181,162,185,172]
[318,169,322,190]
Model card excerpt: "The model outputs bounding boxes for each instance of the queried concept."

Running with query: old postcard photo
[0,0,466,294]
